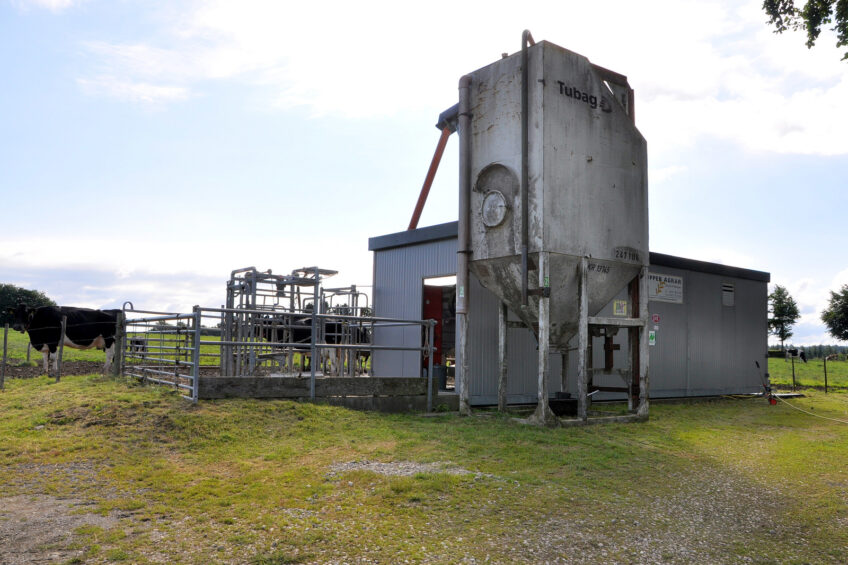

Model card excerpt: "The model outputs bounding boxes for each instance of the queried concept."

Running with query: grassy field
[2,325,108,364]
[2,375,848,563]
[769,357,848,390]
[1,328,362,372]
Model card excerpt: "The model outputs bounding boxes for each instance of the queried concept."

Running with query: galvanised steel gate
[118,308,202,402]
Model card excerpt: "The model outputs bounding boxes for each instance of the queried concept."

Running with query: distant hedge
[0,284,57,326]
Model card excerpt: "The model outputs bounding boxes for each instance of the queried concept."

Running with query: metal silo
[456,34,649,424]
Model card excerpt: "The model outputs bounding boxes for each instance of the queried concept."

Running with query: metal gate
[118,308,201,402]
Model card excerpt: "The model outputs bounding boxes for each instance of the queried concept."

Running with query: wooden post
[824,356,828,394]
[497,302,508,412]
[2,323,8,390]
[27,342,31,363]
[791,355,796,391]
[56,315,67,383]
[113,311,125,378]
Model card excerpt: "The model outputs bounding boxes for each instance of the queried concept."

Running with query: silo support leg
[637,266,650,418]
[497,302,508,412]
[577,257,589,422]
[529,252,557,426]
[457,312,472,416]
[560,351,568,393]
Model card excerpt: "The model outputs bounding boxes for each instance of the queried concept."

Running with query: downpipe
[457,74,472,416]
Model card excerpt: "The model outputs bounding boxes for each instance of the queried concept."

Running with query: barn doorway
[422,275,456,390]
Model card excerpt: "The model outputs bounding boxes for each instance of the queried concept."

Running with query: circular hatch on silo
[481,191,508,227]
[475,164,517,229]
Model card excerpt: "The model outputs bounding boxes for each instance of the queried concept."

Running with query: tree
[821,284,848,341]
[763,0,848,60]
[0,284,57,326]
[768,284,801,349]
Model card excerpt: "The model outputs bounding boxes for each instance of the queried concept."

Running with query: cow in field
[128,337,147,359]
[260,314,371,376]
[260,314,315,376]
[7,304,120,375]
[786,348,807,363]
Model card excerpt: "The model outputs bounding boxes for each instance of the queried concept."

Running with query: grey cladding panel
[372,239,457,377]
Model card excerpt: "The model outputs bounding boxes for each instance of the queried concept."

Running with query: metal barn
[368,221,770,404]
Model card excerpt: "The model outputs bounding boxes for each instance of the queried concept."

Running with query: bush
[0,284,57,326]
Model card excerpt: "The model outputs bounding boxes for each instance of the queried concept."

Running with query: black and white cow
[786,348,808,363]
[7,304,120,374]
[260,314,316,375]
[260,314,371,376]
[128,337,148,359]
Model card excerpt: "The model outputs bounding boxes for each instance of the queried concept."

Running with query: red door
[422,285,443,368]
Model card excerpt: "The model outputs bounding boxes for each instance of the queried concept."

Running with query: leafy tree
[768,284,801,349]
[763,0,848,60]
[0,284,57,326]
[821,284,848,341]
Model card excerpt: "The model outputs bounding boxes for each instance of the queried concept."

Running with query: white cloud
[650,165,688,185]
[14,0,81,13]
[69,0,848,154]
[76,76,191,104]
[767,268,848,345]
[0,232,375,313]
[662,245,758,271]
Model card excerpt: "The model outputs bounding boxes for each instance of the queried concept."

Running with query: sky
[1,0,846,346]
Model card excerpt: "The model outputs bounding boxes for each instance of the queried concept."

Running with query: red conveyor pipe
[407,126,453,231]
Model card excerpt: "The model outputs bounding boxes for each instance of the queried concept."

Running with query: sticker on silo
[613,300,628,316]
[648,273,683,304]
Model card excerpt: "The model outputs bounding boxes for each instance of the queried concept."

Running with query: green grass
[2,374,848,563]
[1,327,107,364]
[769,357,848,390]
[2,329,369,372]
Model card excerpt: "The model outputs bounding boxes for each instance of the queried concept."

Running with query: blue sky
[1,0,846,345]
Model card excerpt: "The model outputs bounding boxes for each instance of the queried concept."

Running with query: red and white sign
[651,314,660,323]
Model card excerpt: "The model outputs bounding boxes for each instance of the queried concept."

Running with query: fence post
[191,306,201,403]
[824,356,828,394]
[56,315,67,383]
[426,320,434,413]
[27,342,31,364]
[791,355,795,392]
[310,268,319,400]
[2,323,8,391]
[113,311,125,378]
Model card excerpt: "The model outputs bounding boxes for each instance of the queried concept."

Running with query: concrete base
[322,392,459,414]
[197,375,457,414]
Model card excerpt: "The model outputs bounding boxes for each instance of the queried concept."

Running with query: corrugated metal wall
[372,238,456,378]
[373,237,550,403]
[373,238,767,403]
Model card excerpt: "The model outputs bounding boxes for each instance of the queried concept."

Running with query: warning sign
[648,273,683,304]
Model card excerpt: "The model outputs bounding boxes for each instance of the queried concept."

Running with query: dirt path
[0,495,118,565]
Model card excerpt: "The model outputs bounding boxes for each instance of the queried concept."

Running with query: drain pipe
[457,74,472,416]
[521,29,534,306]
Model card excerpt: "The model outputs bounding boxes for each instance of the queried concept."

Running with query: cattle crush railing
[117,306,437,409]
